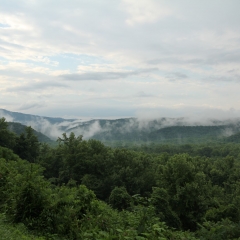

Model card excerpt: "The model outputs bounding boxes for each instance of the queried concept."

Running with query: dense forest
[1,117,240,239]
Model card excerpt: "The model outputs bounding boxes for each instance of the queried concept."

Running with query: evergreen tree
[14,126,40,162]
[0,117,16,149]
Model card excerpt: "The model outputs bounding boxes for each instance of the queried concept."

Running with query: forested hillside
[1,117,240,239]
[2,109,240,145]
[7,122,54,144]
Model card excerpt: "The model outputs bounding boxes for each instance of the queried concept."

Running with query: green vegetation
[0,213,45,240]
[7,122,54,144]
[1,116,240,239]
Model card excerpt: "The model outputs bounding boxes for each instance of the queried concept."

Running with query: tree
[14,126,40,163]
[0,117,16,149]
[109,186,132,210]
[151,187,181,229]
[14,182,45,226]
[156,154,211,230]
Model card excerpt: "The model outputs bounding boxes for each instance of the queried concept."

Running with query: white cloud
[0,13,33,31]
[0,1,240,118]
[122,0,173,25]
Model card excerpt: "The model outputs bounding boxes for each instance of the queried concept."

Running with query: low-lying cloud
[3,107,240,142]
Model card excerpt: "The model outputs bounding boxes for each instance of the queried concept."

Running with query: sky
[0,0,240,119]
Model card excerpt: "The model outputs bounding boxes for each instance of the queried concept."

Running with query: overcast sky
[1,0,240,119]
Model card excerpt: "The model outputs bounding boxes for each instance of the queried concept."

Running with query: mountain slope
[0,108,76,124]
[224,132,240,143]
[2,108,240,144]
[7,122,54,143]
[148,125,227,143]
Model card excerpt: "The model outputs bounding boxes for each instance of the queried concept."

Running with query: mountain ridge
[2,108,240,144]
[7,122,54,143]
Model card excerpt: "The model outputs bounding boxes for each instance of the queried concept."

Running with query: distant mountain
[2,108,240,144]
[0,108,79,139]
[64,119,240,144]
[7,122,54,143]
[224,132,240,143]
[0,108,76,125]
[147,125,232,144]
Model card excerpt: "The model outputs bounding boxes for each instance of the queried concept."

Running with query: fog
[1,108,240,141]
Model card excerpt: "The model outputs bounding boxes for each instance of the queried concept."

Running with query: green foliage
[7,121,54,144]
[0,146,21,161]
[37,143,60,180]
[14,126,40,163]
[0,118,16,149]
[0,149,45,212]
[0,214,46,240]
[156,154,212,230]
[109,186,132,210]
[38,184,96,237]
[151,187,181,229]
[196,219,240,240]
[14,182,45,226]
[2,122,240,239]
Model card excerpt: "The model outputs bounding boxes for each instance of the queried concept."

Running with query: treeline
[1,117,240,239]
[128,142,240,158]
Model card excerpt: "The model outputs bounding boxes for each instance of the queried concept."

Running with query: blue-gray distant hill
[2,108,240,144]
[7,122,54,143]
[0,108,78,139]
[0,108,76,125]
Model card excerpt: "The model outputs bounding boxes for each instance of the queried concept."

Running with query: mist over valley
[2,108,240,145]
